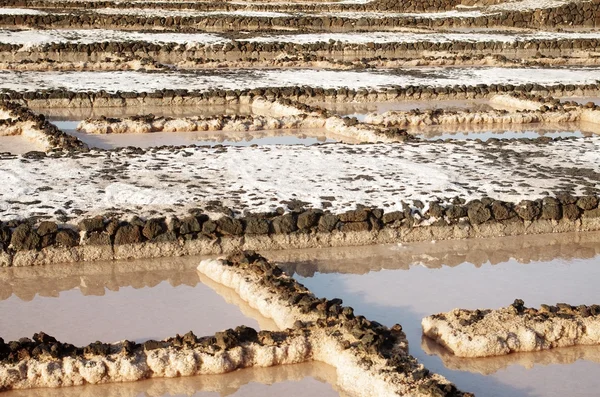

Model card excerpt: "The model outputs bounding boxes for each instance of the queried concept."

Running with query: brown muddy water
[2,232,600,396]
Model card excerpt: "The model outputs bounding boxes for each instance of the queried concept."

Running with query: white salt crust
[422,305,600,357]
[2,137,600,221]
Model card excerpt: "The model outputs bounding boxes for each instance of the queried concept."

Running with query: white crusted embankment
[0,330,313,391]
[422,300,600,358]
[196,252,470,397]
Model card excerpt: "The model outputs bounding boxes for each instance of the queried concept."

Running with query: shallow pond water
[50,120,337,148]
[2,232,600,396]
[319,99,493,121]
[281,233,600,397]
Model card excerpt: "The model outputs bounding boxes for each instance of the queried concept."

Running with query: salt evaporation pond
[2,232,600,396]
[50,120,336,148]
[276,232,600,397]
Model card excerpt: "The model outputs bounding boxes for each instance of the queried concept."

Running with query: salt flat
[1,138,598,221]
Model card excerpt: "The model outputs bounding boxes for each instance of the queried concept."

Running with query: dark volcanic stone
[382,211,404,224]
[244,217,270,235]
[339,209,369,222]
[445,205,467,220]
[562,203,581,220]
[180,216,201,235]
[317,214,339,232]
[297,209,321,230]
[576,195,599,211]
[10,224,40,251]
[86,232,111,246]
[142,218,165,240]
[272,214,297,234]
[114,224,142,245]
[340,221,370,232]
[55,229,79,247]
[78,216,105,232]
[467,201,491,225]
[515,200,541,221]
[541,203,562,220]
[36,221,57,236]
[491,201,513,221]
[216,217,243,235]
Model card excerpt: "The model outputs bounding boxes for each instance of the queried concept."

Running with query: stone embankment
[422,299,600,357]
[3,192,600,267]
[0,251,471,397]
[0,0,598,30]
[3,38,600,66]
[3,82,600,109]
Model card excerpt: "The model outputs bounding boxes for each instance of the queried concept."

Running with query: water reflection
[288,233,600,397]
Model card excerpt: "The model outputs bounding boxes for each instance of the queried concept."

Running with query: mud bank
[422,300,600,357]
[0,327,314,390]
[365,102,600,131]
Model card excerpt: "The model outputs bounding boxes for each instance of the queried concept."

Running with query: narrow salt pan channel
[2,67,600,92]
[5,30,600,48]
[0,8,47,15]
[287,233,600,397]
[1,138,600,221]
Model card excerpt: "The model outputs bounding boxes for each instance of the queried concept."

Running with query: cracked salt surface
[1,138,600,221]
[1,67,600,93]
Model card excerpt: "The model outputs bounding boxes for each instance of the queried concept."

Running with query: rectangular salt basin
[50,120,337,149]
[0,255,276,346]
[3,67,600,93]
[277,232,600,397]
